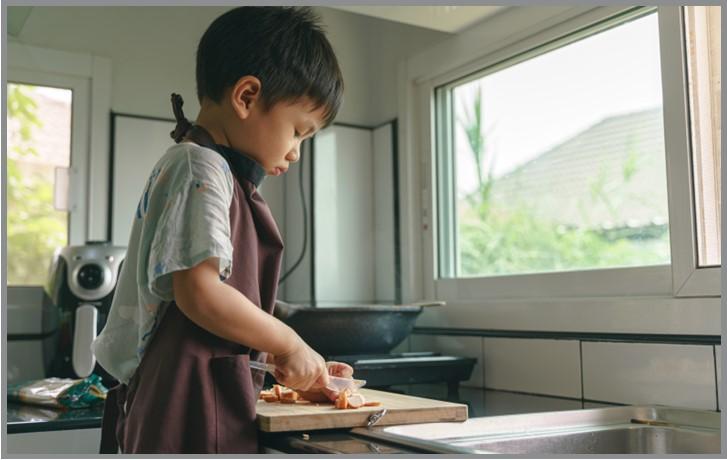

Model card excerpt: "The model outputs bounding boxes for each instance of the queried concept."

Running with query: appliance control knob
[77,263,104,290]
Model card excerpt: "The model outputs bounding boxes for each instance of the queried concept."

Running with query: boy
[92,7,347,453]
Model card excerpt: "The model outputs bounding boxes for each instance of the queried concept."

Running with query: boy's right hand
[272,336,328,391]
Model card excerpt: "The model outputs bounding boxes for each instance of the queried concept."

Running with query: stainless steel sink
[451,425,718,454]
[353,405,720,454]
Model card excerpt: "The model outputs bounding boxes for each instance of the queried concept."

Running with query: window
[436,12,670,278]
[7,83,73,285]
[684,5,721,267]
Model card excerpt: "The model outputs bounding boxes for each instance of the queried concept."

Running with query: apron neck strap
[169,93,266,188]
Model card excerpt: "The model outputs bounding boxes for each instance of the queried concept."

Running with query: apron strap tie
[170,93,193,143]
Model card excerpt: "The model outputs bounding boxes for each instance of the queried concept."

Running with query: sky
[452,12,663,196]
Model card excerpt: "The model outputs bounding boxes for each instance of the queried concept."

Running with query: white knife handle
[72,304,98,377]
[249,360,277,373]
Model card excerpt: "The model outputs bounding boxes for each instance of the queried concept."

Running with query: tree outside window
[7,83,72,285]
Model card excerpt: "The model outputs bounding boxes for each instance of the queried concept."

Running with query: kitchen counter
[6,402,104,434]
[261,384,612,454]
[6,384,608,451]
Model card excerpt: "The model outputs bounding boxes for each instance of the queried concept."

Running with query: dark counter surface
[261,384,615,454]
[7,384,609,443]
[6,402,104,434]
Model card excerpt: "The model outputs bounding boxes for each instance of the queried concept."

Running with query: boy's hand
[273,337,328,391]
[296,361,354,402]
[327,361,353,378]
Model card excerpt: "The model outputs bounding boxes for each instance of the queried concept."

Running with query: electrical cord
[278,143,308,285]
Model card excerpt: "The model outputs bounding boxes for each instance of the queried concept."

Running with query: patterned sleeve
[147,148,234,300]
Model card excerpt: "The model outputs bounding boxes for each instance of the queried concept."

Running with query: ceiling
[7,6,34,37]
[7,6,506,39]
[327,6,505,33]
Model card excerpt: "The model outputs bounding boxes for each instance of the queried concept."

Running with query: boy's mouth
[272,167,288,176]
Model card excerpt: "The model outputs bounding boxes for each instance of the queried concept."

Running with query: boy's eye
[294,130,302,138]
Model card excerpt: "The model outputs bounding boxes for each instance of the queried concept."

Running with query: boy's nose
[286,149,300,163]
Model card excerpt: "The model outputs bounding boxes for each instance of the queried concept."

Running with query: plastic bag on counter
[7,374,108,409]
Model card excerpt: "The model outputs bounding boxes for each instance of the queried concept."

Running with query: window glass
[438,13,670,278]
[7,83,72,285]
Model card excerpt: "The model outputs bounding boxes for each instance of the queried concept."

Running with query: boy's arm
[172,257,328,390]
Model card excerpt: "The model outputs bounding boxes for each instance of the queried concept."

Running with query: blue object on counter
[8,374,108,409]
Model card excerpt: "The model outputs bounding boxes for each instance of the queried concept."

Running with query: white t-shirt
[92,142,235,384]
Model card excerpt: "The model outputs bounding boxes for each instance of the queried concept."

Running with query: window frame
[397,6,719,334]
[7,70,90,249]
[7,42,111,287]
[659,6,721,297]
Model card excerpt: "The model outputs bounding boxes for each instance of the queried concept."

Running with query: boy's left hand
[296,361,354,402]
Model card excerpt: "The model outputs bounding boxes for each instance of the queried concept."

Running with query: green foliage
[454,89,669,277]
[458,203,669,276]
[457,88,496,205]
[7,84,67,285]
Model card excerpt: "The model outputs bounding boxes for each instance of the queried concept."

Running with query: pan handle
[273,299,302,320]
[401,300,446,308]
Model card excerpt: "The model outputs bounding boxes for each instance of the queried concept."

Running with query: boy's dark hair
[196,6,343,128]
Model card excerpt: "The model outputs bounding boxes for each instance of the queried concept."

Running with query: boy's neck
[194,104,230,148]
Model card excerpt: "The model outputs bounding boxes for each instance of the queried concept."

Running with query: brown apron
[100,120,283,453]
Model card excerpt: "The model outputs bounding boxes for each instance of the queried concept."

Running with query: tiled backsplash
[482,338,581,398]
[716,345,721,410]
[407,333,721,411]
[7,287,52,385]
[581,341,716,410]
[408,334,484,387]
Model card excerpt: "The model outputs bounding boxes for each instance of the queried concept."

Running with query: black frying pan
[273,300,445,356]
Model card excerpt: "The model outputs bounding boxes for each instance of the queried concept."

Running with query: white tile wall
[405,334,720,410]
[582,342,716,410]
[410,334,484,387]
[7,428,101,454]
[313,127,375,302]
[390,337,411,355]
[483,338,582,398]
[408,333,436,353]
[478,390,582,416]
[715,345,721,411]
[583,401,620,409]
[8,287,46,334]
[8,288,54,385]
[7,341,46,384]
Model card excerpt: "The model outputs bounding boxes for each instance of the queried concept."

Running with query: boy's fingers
[316,368,330,387]
[273,369,285,383]
[326,361,353,378]
[321,387,339,402]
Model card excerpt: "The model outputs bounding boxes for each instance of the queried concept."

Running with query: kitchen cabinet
[7,429,102,455]
[110,114,175,246]
[6,402,103,454]
[311,123,398,303]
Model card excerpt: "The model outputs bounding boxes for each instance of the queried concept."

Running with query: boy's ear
[230,76,261,119]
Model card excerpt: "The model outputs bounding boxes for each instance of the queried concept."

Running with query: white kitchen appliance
[43,241,125,383]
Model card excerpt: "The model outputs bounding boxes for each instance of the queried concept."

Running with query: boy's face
[231,96,326,176]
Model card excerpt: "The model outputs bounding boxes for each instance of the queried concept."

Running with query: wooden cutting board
[256,388,467,432]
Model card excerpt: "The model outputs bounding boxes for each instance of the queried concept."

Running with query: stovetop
[326,351,476,398]
[260,351,476,399]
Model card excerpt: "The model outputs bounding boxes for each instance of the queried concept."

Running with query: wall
[12,6,447,125]
[399,334,721,411]
[392,5,721,412]
[7,6,449,382]
[10,5,447,261]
